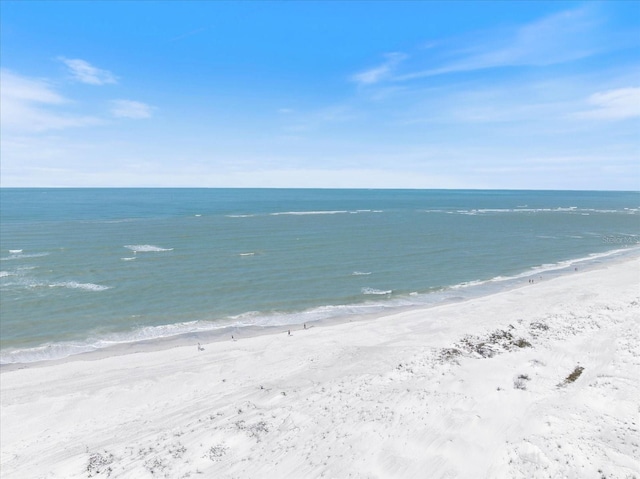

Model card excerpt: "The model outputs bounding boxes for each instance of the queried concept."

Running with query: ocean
[1,188,638,365]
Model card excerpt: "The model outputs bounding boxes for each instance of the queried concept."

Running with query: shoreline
[2,245,639,371]
[1,250,639,477]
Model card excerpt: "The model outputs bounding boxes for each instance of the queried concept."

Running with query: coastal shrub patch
[247,420,270,440]
[514,338,532,348]
[488,329,514,345]
[144,456,169,475]
[558,366,584,387]
[235,419,270,441]
[396,362,415,373]
[453,329,534,359]
[529,321,549,335]
[207,444,228,461]
[439,348,462,364]
[86,451,114,477]
[168,442,187,459]
[459,336,496,358]
[513,374,531,390]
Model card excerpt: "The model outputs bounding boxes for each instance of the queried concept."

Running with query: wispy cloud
[358,6,607,83]
[351,52,407,86]
[169,27,208,43]
[1,70,65,104]
[572,87,640,120]
[0,69,101,132]
[59,57,118,85]
[429,7,599,74]
[110,99,154,119]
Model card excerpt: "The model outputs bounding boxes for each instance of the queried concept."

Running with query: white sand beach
[1,255,639,478]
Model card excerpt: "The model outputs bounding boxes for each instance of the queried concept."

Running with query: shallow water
[1,188,638,363]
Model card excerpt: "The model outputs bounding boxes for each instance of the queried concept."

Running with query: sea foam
[362,287,392,295]
[49,281,111,292]
[1,252,50,261]
[124,245,173,253]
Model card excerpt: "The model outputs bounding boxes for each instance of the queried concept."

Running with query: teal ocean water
[1,188,639,364]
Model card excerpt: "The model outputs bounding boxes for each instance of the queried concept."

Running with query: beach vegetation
[144,456,169,475]
[86,451,114,477]
[558,366,585,387]
[452,329,535,360]
[513,374,531,390]
[439,348,462,363]
[206,444,228,461]
[529,322,550,336]
[514,338,532,348]
[168,442,187,459]
[235,419,270,441]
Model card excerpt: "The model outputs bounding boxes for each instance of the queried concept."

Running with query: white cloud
[1,70,65,104]
[110,100,154,119]
[0,69,101,132]
[573,87,640,120]
[59,57,117,85]
[395,6,604,81]
[351,53,407,86]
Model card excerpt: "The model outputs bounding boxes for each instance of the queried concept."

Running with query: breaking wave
[124,245,173,253]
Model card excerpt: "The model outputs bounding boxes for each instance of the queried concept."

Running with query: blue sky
[1,1,639,189]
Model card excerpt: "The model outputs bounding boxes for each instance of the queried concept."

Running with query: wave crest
[362,287,392,295]
[49,281,111,292]
[124,245,173,253]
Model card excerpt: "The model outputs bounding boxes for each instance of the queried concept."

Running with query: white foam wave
[0,271,13,278]
[124,245,173,253]
[352,271,372,276]
[270,210,349,216]
[1,296,430,364]
[239,252,256,256]
[0,320,226,365]
[362,287,392,295]
[49,281,111,292]
[424,207,637,215]
[230,210,383,218]
[9,249,23,254]
[1,252,49,261]
[449,247,640,290]
[1,342,99,365]
[121,257,136,261]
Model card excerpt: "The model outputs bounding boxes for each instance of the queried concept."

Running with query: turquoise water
[1,188,639,364]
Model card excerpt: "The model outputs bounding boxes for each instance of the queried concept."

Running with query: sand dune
[1,256,639,478]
